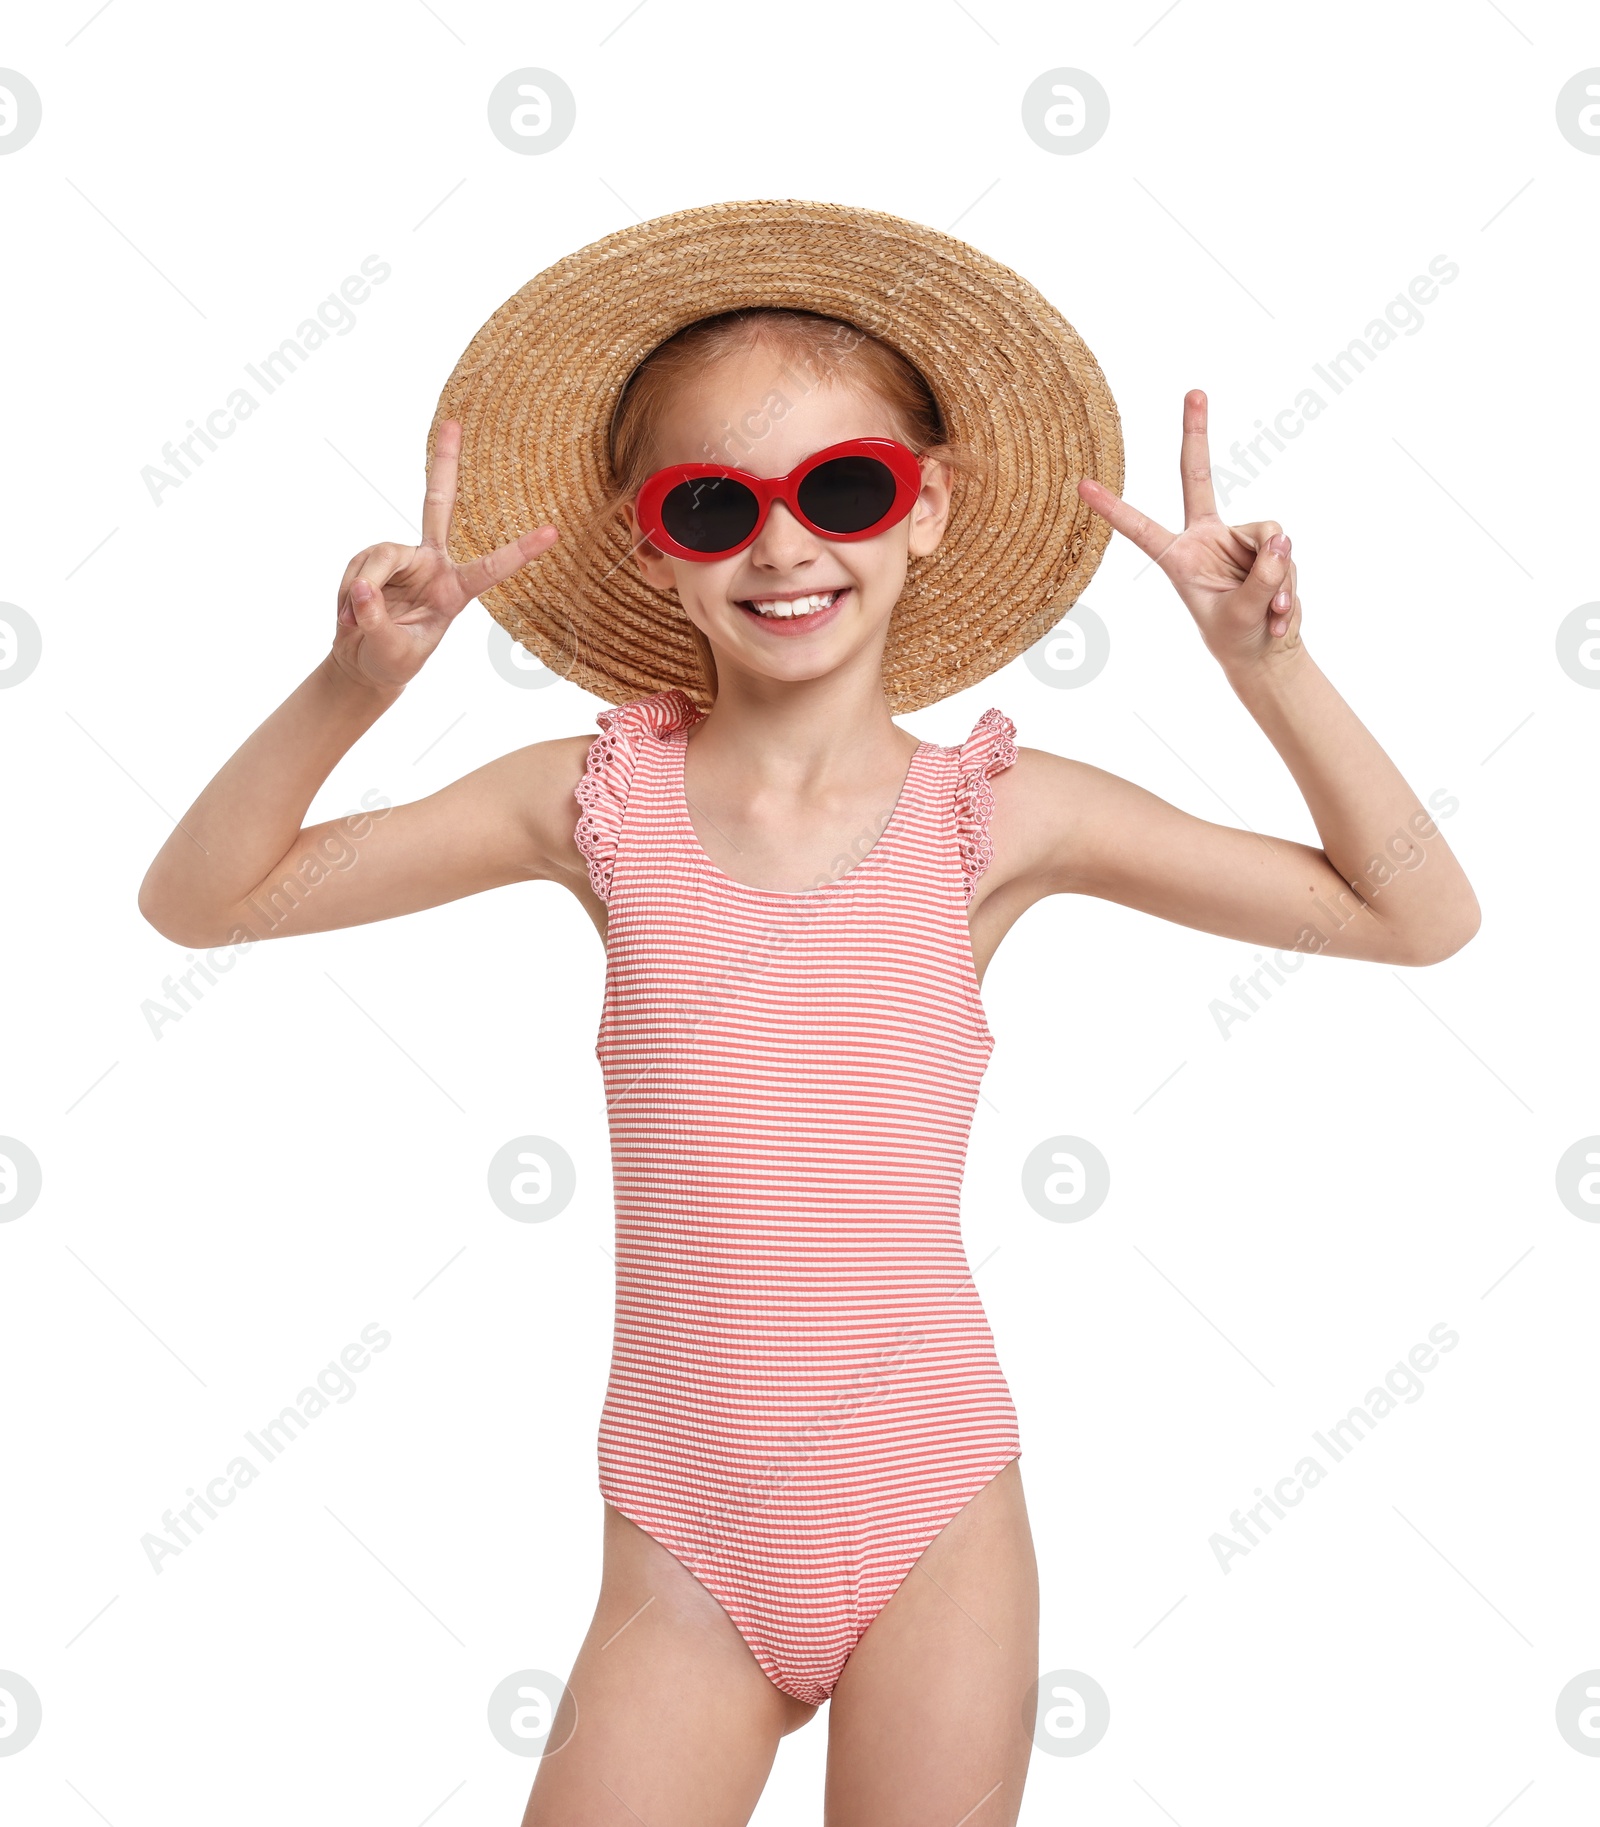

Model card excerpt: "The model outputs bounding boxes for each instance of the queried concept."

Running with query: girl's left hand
[1077,389,1302,673]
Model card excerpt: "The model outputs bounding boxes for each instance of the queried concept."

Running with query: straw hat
[428,198,1122,713]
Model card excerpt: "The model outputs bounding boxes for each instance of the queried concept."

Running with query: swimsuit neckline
[670,726,931,900]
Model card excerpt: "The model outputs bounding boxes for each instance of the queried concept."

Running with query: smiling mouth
[737,588,846,621]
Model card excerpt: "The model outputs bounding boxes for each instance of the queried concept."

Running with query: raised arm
[976,391,1480,969]
[137,421,596,948]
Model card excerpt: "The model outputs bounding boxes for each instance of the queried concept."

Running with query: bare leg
[520,1503,817,1827]
[822,1460,1039,1827]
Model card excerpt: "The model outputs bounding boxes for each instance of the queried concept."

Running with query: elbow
[1397,896,1482,966]
[136,896,193,948]
[137,876,238,950]
[136,875,177,941]
[137,872,188,945]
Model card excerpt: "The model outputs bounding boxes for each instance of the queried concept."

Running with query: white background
[2,2,1597,1822]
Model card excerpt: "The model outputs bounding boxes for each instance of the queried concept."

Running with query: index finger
[1076,477,1176,563]
[422,418,462,551]
[455,524,559,605]
[1180,388,1216,524]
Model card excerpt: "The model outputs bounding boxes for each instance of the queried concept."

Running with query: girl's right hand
[330,417,558,692]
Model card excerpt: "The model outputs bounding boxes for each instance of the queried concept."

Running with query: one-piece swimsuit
[572,686,1022,1706]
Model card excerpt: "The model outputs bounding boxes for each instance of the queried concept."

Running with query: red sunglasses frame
[633,437,925,563]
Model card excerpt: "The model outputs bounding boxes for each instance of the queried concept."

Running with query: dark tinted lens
[795,455,898,534]
[659,476,760,553]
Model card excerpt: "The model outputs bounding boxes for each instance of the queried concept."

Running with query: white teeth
[745,590,840,619]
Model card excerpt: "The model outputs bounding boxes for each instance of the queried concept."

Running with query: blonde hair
[601,309,983,699]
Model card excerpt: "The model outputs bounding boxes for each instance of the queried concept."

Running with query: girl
[139,205,1479,1827]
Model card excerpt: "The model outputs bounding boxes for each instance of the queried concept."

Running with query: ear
[906,456,954,558]
[621,500,678,591]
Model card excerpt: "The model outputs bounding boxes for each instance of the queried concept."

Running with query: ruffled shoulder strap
[953,707,1019,905]
[573,687,703,903]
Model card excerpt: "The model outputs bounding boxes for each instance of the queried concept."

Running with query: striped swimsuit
[572,686,1022,1707]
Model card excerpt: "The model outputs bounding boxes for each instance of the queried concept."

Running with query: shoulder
[468,712,677,908]
[571,688,704,902]
[493,690,704,867]
[985,742,1125,898]
[951,705,1019,777]
[466,733,598,894]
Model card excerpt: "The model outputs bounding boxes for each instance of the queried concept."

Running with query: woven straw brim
[428,198,1122,714]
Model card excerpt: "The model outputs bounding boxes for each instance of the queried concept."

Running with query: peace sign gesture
[1078,391,1301,672]
[329,419,558,692]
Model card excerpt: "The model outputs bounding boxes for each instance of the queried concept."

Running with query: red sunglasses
[634,437,924,562]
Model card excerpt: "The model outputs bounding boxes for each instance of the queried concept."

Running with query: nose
[748,498,820,572]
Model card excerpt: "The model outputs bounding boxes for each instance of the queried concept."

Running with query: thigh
[521,1503,817,1827]
[822,1460,1039,1827]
